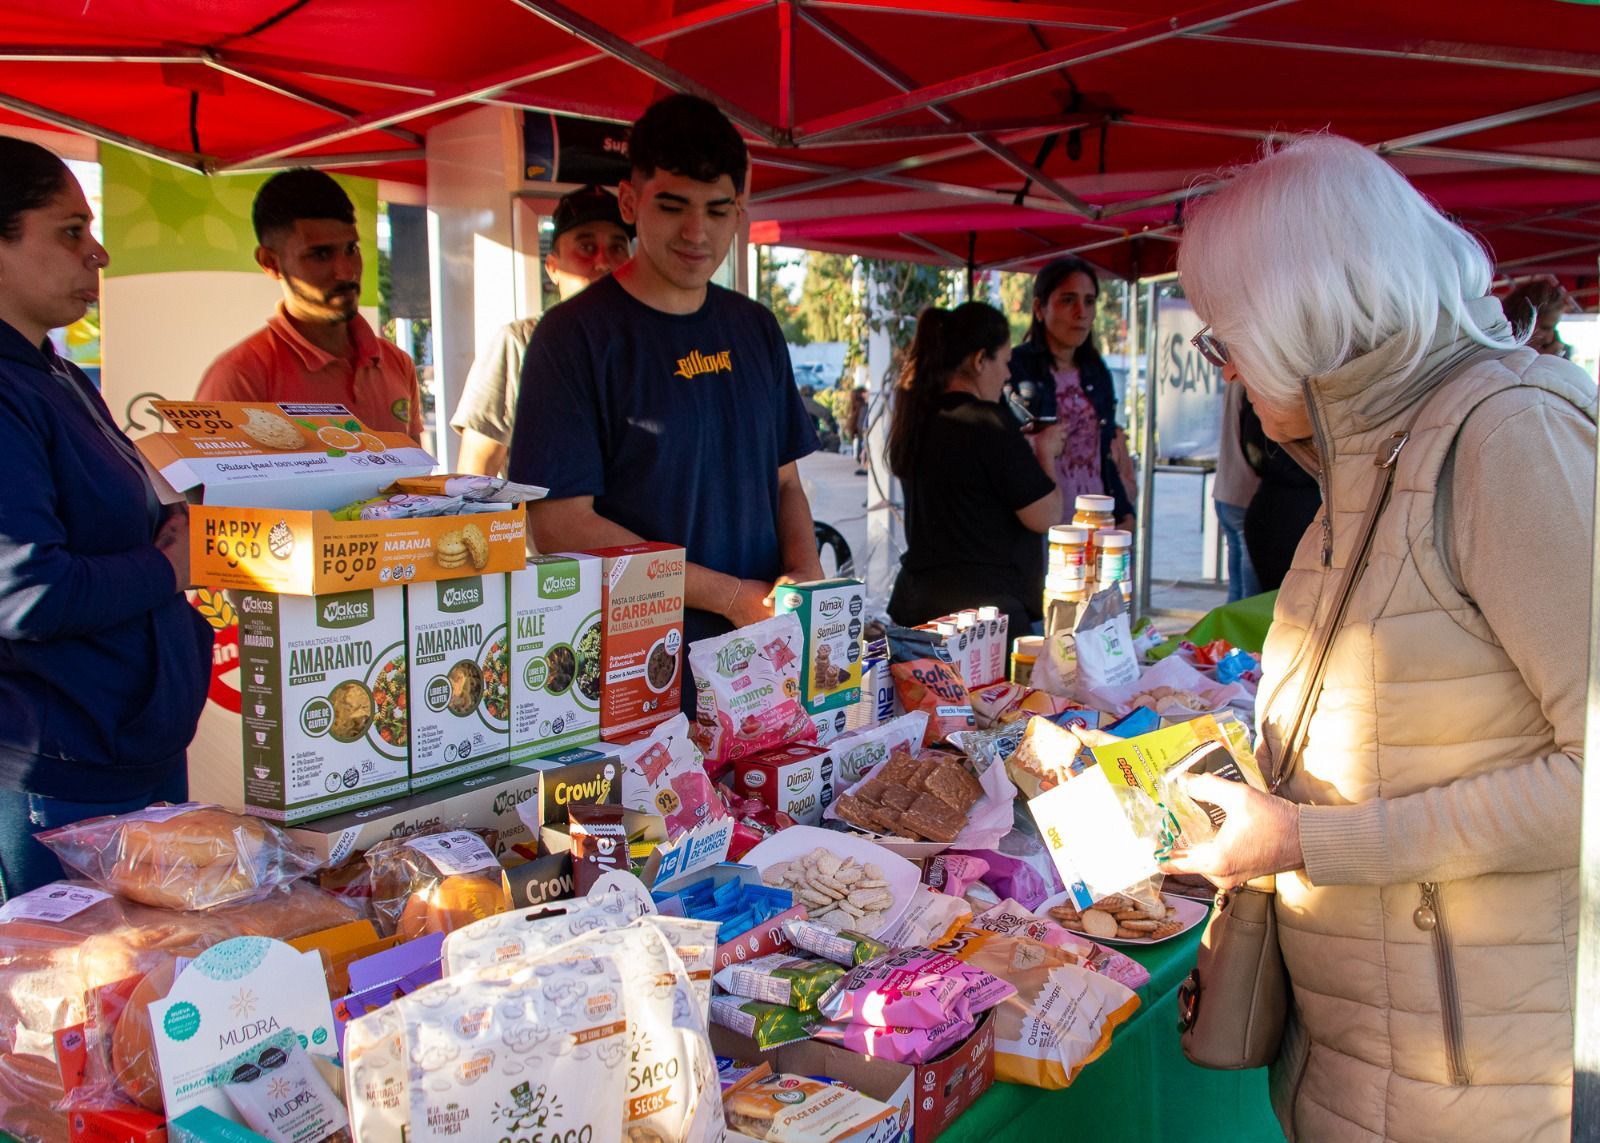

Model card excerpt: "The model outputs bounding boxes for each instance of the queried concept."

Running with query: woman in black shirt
[887,303,1064,636]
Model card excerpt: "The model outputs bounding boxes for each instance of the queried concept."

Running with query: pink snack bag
[617,713,730,840]
[817,948,1015,1029]
[924,854,989,899]
[689,614,817,765]
[812,1012,977,1064]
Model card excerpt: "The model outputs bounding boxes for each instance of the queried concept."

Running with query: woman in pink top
[1006,256,1136,528]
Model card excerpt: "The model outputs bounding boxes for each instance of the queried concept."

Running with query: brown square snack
[832,747,982,842]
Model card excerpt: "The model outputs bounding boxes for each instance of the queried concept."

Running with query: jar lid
[1096,528,1133,548]
[1048,525,1089,544]
[1074,494,1115,513]
[1013,634,1044,656]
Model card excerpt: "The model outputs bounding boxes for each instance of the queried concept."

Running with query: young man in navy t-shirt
[507,94,822,662]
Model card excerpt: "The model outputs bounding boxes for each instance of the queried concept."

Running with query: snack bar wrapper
[712,953,843,1014]
[617,713,730,841]
[936,925,1139,1089]
[709,996,818,1050]
[816,947,1015,1030]
[812,1011,977,1065]
[688,614,816,764]
[780,919,891,967]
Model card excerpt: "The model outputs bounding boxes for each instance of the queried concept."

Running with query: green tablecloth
[939,921,1283,1141]
[1150,589,1279,661]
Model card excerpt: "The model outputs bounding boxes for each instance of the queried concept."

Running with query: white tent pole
[1135,280,1159,618]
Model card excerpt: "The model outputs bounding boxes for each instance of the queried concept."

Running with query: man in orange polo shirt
[197,169,423,442]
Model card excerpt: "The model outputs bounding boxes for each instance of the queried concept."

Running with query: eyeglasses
[1191,325,1229,369]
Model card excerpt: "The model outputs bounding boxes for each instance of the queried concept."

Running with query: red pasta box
[584,543,685,742]
[733,743,833,826]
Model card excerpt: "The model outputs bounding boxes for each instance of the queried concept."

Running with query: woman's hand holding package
[1161,773,1303,891]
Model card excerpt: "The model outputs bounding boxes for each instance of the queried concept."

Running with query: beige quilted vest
[1257,347,1593,1142]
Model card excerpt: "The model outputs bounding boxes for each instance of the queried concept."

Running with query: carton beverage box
[405,574,511,789]
[236,587,410,823]
[508,554,602,759]
[588,543,685,741]
[774,579,865,714]
[733,744,833,826]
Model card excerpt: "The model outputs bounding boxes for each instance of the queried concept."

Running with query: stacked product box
[773,579,866,743]
[589,543,685,742]
[138,400,530,824]
[235,587,411,824]
[405,574,511,790]
[508,554,602,760]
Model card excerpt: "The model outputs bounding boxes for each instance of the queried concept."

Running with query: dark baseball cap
[552,185,632,243]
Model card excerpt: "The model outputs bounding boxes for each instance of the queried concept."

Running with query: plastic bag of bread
[0,882,133,1059]
[364,828,511,939]
[0,1048,70,1143]
[34,803,321,911]
[71,881,361,1114]
[934,924,1139,1088]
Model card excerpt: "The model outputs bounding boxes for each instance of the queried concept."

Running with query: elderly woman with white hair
[1165,134,1594,1142]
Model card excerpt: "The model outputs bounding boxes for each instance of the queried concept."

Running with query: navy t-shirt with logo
[507,274,819,648]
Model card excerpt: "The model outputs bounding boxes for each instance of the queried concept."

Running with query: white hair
[1177,133,1516,414]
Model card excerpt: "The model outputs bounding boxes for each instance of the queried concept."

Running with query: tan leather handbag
[1178,425,1415,1070]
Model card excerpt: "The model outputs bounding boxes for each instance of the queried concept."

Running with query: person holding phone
[1007,255,1135,529]
[887,302,1064,636]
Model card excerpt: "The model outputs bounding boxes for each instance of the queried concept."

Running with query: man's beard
[289,278,359,322]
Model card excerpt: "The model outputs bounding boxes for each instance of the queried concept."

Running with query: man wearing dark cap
[198,168,423,441]
[451,185,632,476]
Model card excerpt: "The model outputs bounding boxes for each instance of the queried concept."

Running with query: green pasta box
[405,574,511,789]
[237,587,410,823]
[773,578,865,714]
[508,554,602,760]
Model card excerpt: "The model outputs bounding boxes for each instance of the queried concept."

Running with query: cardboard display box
[732,743,833,826]
[136,399,528,595]
[236,586,410,822]
[284,764,546,865]
[712,1011,995,1143]
[508,555,602,759]
[405,574,511,789]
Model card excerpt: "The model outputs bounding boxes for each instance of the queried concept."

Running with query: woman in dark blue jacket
[0,137,211,899]
[1007,256,1136,527]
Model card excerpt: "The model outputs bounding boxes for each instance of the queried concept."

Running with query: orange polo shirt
[197,302,424,442]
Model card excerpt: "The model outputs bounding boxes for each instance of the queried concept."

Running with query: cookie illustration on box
[435,529,469,569]
[239,406,306,450]
[462,523,489,570]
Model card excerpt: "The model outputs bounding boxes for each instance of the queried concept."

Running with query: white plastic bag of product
[345,951,630,1143]
[213,1029,346,1143]
[442,877,656,975]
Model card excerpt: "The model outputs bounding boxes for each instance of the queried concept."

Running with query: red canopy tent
[0,0,1596,295]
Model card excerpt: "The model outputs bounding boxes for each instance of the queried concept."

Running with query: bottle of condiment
[1095,528,1133,600]
[1072,494,1116,590]
[1047,525,1090,602]
[1010,634,1044,687]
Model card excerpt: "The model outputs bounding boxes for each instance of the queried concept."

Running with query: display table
[940,917,1284,1141]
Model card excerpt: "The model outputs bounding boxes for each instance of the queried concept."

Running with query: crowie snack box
[508,743,625,828]
[774,578,865,714]
[733,743,833,826]
[236,587,410,823]
[586,543,685,741]
[136,400,528,594]
[508,554,602,760]
[405,574,511,790]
